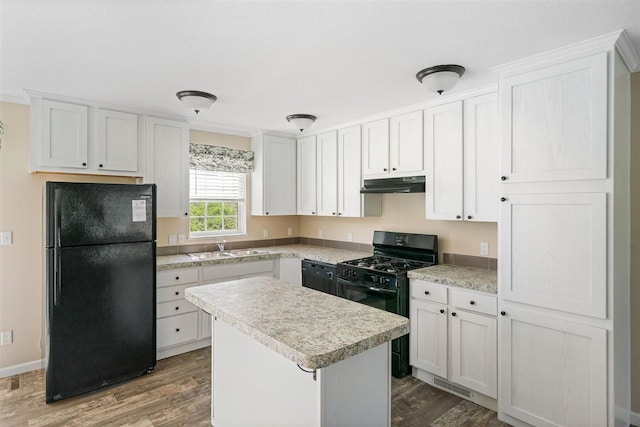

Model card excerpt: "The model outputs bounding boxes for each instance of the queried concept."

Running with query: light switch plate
[263,229,269,238]
[0,330,12,346]
[169,234,177,245]
[347,232,353,242]
[178,234,186,244]
[287,227,292,236]
[1,231,12,246]
[480,242,489,256]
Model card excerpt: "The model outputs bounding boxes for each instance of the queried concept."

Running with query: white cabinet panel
[499,309,606,427]
[338,125,362,217]
[500,51,607,183]
[296,135,317,215]
[252,134,297,216]
[362,119,390,177]
[463,92,499,222]
[40,100,88,169]
[409,299,447,378]
[500,193,606,318]
[145,117,189,218]
[316,131,338,216]
[390,110,423,174]
[425,101,463,220]
[96,109,138,172]
[157,312,199,348]
[277,257,302,285]
[450,310,497,398]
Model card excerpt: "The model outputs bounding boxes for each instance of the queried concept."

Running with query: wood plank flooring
[0,347,509,426]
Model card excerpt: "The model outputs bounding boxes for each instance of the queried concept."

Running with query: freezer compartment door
[46,241,156,402]
[46,182,156,247]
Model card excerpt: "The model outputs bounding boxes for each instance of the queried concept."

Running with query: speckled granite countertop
[408,265,497,294]
[185,276,409,370]
[157,244,370,271]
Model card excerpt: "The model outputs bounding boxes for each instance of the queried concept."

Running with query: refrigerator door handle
[54,250,61,306]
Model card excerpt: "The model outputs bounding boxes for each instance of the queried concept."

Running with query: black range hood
[360,176,425,194]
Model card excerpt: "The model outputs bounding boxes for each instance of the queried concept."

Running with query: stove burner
[343,256,431,274]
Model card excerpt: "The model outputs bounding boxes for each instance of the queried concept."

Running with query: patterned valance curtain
[189,143,254,173]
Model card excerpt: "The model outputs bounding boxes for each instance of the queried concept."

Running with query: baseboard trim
[0,358,45,379]
[630,409,640,426]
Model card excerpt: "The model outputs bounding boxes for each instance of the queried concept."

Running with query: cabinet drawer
[202,260,274,281]
[157,269,199,287]
[157,312,199,348]
[157,300,197,318]
[157,284,193,303]
[449,288,497,315]
[410,280,447,304]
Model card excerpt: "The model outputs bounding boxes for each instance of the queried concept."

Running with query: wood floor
[0,347,508,426]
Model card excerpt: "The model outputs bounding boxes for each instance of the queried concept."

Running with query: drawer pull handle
[451,312,457,317]
[175,291,179,296]
[500,311,506,316]
[175,276,180,280]
[500,197,506,202]
[440,309,445,314]
[424,291,430,295]
[469,300,475,305]
[176,328,180,332]
[175,306,179,310]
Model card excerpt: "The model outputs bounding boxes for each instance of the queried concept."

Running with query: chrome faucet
[216,240,226,252]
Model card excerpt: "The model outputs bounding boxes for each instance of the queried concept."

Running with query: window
[189,169,246,237]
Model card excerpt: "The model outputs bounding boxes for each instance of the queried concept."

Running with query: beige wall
[299,193,498,260]
[0,102,136,368]
[631,72,640,415]
[157,129,300,247]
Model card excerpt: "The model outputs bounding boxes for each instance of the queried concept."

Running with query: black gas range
[336,231,438,378]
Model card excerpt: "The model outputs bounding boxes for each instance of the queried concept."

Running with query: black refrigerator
[45,182,157,403]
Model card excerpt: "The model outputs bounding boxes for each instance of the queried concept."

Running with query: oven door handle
[338,278,397,295]
[365,286,396,295]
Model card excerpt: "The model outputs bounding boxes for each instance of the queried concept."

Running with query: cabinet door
[316,131,338,216]
[296,136,317,215]
[500,51,607,183]
[145,117,189,217]
[40,100,88,169]
[96,109,139,173]
[409,299,447,378]
[338,125,363,217]
[390,111,423,174]
[450,310,497,398]
[463,93,499,222]
[499,309,606,427]
[424,101,463,220]
[263,135,297,215]
[499,193,606,318]
[362,119,390,177]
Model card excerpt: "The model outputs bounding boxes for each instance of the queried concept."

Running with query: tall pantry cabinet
[496,33,632,427]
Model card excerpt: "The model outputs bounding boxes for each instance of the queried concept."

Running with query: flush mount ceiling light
[176,90,217,114]
[416,65,465,95]
[286,114,317,132]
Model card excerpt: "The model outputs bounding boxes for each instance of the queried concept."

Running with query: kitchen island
[185,276,409,427]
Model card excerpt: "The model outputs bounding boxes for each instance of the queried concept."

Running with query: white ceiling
[2,1,639,136]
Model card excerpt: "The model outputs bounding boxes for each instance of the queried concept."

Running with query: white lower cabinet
[410,279,497,402]
[498,308,607,427]
[277,257,302,285]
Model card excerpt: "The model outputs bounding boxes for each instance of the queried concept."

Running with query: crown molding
[188,120,255,138]
[615,29,640,72]
[0,92,30,105]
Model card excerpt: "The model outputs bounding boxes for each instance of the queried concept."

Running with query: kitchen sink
[226,249,269,256]
[187,252,233,260]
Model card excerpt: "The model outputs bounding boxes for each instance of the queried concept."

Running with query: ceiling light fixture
[416,65,465,95]
[286,114,317,132]
[176,90,217,114]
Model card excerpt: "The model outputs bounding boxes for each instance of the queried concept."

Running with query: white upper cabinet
[144,117,189,218]
[463,92,499,222]
[30,96,143,176]
[252,134,297,216]
[296,135,317,215]
[424,101,464,220]
[37,99,89,170]
[316,131,338,216]
[500,51,607,183]
[96,109,138,173]
[362,118,390,177]
[389,110,423,175]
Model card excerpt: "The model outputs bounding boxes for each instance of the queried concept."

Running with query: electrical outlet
[1,231,12,246]
[318,230,323,239]
[287,227,292,236]
[347,232,353,242]
[168,234,177,245]
[178,234,186,244]
[263,229,269,238]
[1,330,13,346]
[480,242,489,256]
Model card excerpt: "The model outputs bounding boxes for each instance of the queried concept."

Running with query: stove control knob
[371,276,378,283]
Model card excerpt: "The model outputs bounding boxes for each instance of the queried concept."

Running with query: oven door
[337,277,398,313]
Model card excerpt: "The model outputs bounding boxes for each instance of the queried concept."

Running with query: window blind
[189,169,245,200]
